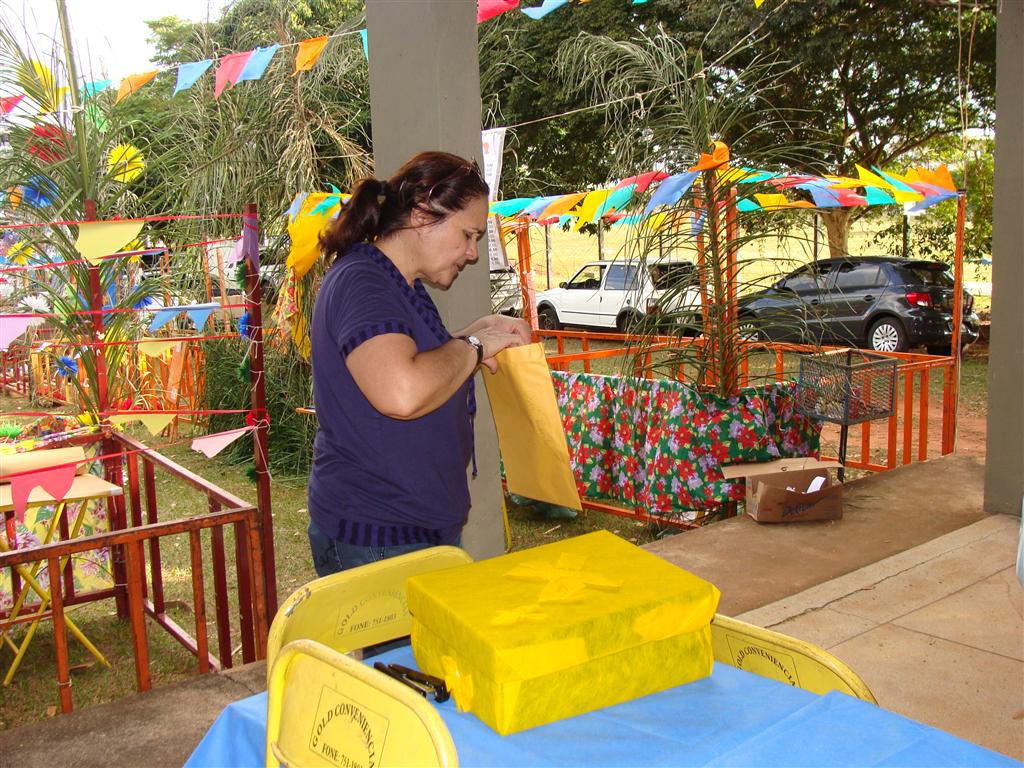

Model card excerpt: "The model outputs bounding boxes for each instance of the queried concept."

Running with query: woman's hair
[320,151,489,263]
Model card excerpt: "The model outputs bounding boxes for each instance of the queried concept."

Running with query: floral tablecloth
[552,373,821,522]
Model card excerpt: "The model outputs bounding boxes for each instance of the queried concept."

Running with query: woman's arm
[346,327,521,420]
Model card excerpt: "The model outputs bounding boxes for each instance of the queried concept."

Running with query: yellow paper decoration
[109,413,175,436]
[573,188,613,231]
[75,220,145,266]
[285,193,345,278]
[107,144,145,183]
[137,339,180,358]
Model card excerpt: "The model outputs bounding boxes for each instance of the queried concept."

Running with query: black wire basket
[796,349,898,426]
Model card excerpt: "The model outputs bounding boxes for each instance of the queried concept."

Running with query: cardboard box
[721,458,843,523]
[406,531,720,735]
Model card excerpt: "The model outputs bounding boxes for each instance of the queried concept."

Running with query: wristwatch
[458,335,484,366]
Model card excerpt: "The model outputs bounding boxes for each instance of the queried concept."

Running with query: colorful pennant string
[522,0,569,18]
[479,0,520,22]
[1,94,24,114]
[214,51,252,99]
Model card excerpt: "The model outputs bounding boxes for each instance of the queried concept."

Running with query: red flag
[9,463,77,523]
[1,94,24,114]
[215,51,253,98]
[478,0,519,23]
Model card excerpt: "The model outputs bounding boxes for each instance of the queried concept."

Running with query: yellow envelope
[482,343,581,510]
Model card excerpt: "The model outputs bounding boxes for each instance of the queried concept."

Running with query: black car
[738,256,980,354]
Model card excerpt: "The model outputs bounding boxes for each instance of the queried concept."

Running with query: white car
[536,259,701,332]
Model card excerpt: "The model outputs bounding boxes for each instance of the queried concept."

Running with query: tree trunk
[820,208,856,257]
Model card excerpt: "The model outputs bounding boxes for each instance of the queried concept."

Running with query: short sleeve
[325,261,414,357]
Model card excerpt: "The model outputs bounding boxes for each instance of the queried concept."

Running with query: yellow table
[0,474,122,683]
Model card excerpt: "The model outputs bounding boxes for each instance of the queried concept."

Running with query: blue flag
[237,45,280,83]
[174,60,213,96]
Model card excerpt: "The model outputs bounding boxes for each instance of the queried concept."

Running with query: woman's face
[411,195,489,288]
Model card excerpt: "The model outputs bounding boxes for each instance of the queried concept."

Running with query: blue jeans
[307,521,458,577]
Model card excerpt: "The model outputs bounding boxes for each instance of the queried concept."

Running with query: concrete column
[365,0,506,556]
[984,1,1024,515]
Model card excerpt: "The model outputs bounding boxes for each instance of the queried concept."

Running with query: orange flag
[689,140,730,172]
[116,71,159,103]
[294,36,329,74]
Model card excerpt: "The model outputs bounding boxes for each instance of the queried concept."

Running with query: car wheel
[616,311,642,333]
[868,317,907,353]
[538,306,561,331]
[737,316,763,342]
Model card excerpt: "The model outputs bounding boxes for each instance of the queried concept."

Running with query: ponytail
[320,151,489,266]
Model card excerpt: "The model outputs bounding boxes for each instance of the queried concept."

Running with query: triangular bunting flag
[237,44,280,83]
[9,463,77,523]
[521,0,568,19]
[191,427,251,458]
[479,0,520,22]
[137,339,180,358]
[75,220,145,266]
[174,59,213,96]
[82,79,111,98]
[148,308,180,333]
[115,71,159,103]
[136,413,176,436]
[1,94,24,114]
[641,171,698,216]
[359,29,368,60]
[294,36,329,73]
[185,303,219,330]
[215,51,253,98]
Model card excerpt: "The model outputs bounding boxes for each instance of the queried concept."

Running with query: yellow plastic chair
[266,638,457,768]
[711,613,877,703]
[266,546,473,683]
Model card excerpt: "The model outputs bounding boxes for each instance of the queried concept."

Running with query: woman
[308,151,530,576]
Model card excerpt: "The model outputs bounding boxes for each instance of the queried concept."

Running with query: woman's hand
[474,327,523,373]
[455,314,533,346]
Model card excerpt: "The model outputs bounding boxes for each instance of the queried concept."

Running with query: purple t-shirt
[308,243,472,546]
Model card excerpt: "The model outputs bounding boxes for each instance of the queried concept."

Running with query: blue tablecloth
[187,647,1018,768]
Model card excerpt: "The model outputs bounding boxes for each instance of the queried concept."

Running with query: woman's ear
[408,205,433,229]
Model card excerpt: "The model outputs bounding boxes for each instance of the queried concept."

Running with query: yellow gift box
[407,531,721,735]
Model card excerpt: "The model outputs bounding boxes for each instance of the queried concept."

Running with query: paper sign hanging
[9,463,77,523]
[137,339,180,358]
[482,343,582,510]
[191,427,251,458]
[0,315,42,351]
[75,220,145,266]
[294,36,329,73]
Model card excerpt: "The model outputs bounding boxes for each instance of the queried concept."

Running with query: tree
[530,0,996,254]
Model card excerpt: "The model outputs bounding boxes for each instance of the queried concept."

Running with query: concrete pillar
[984,1,1024,515]
[365,0,506,557]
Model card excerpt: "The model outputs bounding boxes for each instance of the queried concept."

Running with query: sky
[5,0,230,81]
